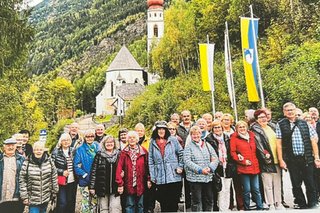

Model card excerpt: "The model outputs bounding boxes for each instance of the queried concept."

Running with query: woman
[89,136,121,213]
[205,120,237,211]
[20,141,59,213]
[221,113,235,137]
[230,121,263,210]
[167,121,184,148]
[51,133,77,213]
[74,129,100,213]
[149,121,184,212]
[116,131,151,213]
[184,125,218,212]
[251,109,285,210]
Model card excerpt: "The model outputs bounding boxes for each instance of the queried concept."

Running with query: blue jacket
[0,152,25,201]
[184,140,218,183]
[74,142,100,187]
[149,136,184,185]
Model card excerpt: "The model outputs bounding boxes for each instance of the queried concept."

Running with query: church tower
[147,0,164,53]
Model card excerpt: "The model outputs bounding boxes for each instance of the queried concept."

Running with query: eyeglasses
[213,126,222,129]
[257,116,267,119]
[168,128,176,130]
[86,135,95,138]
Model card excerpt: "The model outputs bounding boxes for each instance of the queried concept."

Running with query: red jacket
[116,145,149,196]
[230,131,260,175]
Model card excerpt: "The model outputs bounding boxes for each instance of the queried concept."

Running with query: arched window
[154,25,158,37]
[160,13,162,17]
[154,13,157,17]
[110,81,114,97]
[134,78,139,84]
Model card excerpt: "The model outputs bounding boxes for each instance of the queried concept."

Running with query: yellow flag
[199,44,215,91]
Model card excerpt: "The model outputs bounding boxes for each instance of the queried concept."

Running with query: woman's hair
[253,109,267,120]
[151,120,171,140]
[167,121,177,129]
[33,141,45,150]
[127,131,139,142]
[235,120,248,132]
[101,135,117,150]
[84,129,95,136]
[211,120,222,129]
[221,113,234,124]
[57,133,72,148]
[189,125,202,135]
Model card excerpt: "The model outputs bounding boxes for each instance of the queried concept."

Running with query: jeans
[241,174,263,210]
[189,182,213,212]
[29,203,48,213]
[157,182,182,212]
[57,181,77,213]
[287,157,317,207]
[126,195,143,213]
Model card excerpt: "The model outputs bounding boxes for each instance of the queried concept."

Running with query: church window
[154,25,158,37]
[110,81,114,97]
[134,78,139,84]
[160,13,162,17]
[154,13,156,17]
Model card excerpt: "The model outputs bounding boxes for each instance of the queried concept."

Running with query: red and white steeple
[147,0,164,53]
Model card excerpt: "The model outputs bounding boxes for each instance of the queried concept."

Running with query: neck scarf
[87,143,96,158]
[216,136,227,169]
[129,145,139,187]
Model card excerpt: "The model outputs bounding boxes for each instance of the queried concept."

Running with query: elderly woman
[74,129,100,213]
[221,113,235,137]
[205,120,237,211]
[89,136,121,213]
[184,125,218,211]
[116,131,150,213]
[167,121,184,148]
[51,133,77,213]
[230,121,263,210]
[251,109,285,210]
[149,121,184,212]
[20,141,59,213]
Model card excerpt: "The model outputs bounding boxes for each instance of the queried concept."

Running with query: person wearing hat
[0,138,25,212]
[149,120,184,212]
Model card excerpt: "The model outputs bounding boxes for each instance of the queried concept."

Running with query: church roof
[107,45,143,72]
[116,83,144,101]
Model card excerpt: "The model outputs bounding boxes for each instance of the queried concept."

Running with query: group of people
[0,102,320,213]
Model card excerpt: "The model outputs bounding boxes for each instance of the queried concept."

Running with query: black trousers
[287,156,317,207]
[143,184,156,213]
[157,182,182,212]
[189,181,214,212]
[0,201,24,213]
[57,181,77,213]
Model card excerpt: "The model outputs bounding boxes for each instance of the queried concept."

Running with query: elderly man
[276,102,320,209]
[202,113,213,132]
[69,122,83,149]
[0,138,25,212]
[94,124,106,143]
[170,113,180,126]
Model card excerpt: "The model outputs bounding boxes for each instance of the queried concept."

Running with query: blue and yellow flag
[199,43,215,91]
[240,17,260,102]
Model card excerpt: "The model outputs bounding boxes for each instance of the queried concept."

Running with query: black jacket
[250,122,277,173]
[51,147,74,176]
[89,149,120,197]
[205,133,237,178]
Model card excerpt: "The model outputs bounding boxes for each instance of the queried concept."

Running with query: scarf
[215,134,227,169]
[87,143,97,159]
[128,145,139,187]
[239,132,250,141]
[101,146,119,163]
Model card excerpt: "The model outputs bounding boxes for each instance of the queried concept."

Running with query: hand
[89,189,95,195]
[118,186,124,194]
[176,168,183,174]
[50,193,57,200]
[23,199,29,205]
[245,160,251,166]
[121,170,124,177]
[315,159,320,168]
[238,154,244,161]
[147,181,152,189]
[63,170,69,177]
[202,167,210,175]
[279,159,287,170]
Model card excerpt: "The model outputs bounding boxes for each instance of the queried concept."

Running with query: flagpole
[250,5,265,108]
[225,22,238,122]
[207,34,216,116]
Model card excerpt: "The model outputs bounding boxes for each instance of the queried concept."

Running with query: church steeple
[147,0,164,53]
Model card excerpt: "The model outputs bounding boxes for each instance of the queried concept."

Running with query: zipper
[40,164,43,203]
[110,163,113,193]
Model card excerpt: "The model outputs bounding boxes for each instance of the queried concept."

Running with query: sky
[24,0,43,7]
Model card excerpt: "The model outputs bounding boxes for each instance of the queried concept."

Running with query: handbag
[212,172,222,192]
[57,175,67,186]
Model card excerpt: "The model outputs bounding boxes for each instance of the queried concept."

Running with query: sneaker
[275,204,285,210]
[282,201,290,208]
[269,205,276,211]
[293,204,307,209]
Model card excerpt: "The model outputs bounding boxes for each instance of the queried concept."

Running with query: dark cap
[3,138,17,144]
[154,120,168,129]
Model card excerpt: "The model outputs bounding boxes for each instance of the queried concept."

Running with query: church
[95,0,164,116]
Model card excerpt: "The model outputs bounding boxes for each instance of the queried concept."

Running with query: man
[118,128,128,150]
[68,122,83,149]
[214,111,224,121]
[135,123,150,151]
[0,138,25,212]
[177,110,194,143]
[295,108,303,118]
[18,130,32,157]
[262,108,277,130]
[276,102,320,209]
[94,124,106,143]
[170,113,180,126]
[202,113,213,132]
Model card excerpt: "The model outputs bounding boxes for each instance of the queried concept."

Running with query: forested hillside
[28,0,146,77]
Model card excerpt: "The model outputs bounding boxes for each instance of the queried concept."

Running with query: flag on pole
[224,27,234,108]
[240,17,260,102]
[199,43,215,91]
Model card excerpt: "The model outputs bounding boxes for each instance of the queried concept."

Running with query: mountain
[27,0,147,79]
